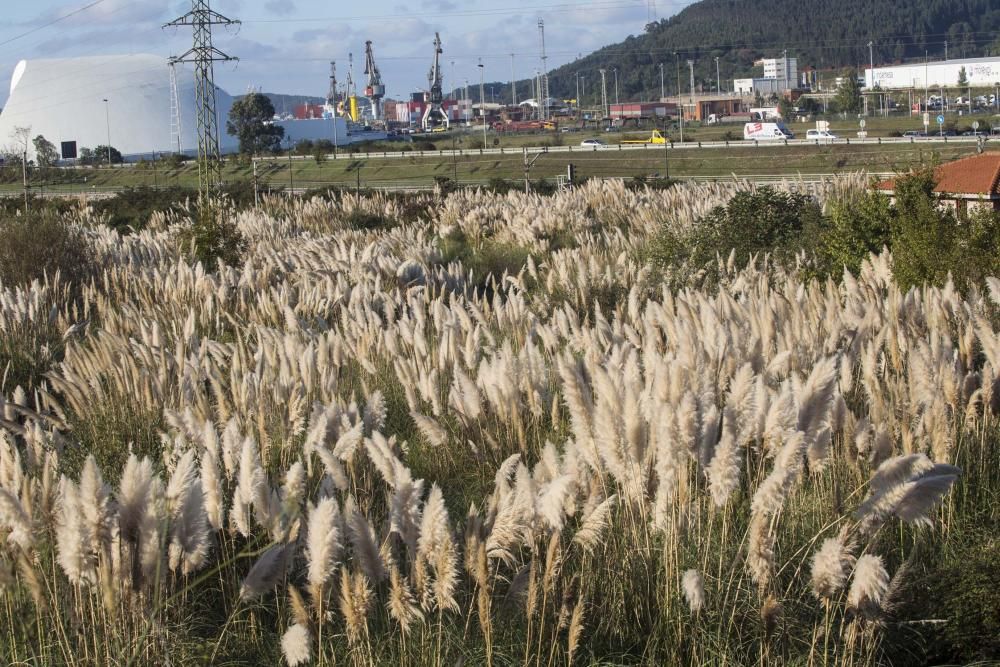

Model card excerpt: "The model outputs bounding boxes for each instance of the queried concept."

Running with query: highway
[250,134,986,165]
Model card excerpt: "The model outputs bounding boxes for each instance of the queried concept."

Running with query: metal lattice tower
[537,20,549,121]
[164,0,239,196]
[169,62,183,154]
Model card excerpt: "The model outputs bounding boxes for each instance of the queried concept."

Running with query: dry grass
[0,178,996,666]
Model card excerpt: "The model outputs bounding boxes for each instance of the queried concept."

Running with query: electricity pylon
[164,0,239,197]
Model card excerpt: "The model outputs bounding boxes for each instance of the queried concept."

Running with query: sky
[0,0,688,107]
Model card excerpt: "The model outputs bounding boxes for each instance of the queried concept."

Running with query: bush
[344,210,396,231]
[177,203,246,269]
[648,186,823,286]
[821,185,893,274]
[0,212,97,288]
[90,186,195,233]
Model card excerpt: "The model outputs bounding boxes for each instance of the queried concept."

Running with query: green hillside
[496,0,1000,104]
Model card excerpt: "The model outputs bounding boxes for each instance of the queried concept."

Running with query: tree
[92,145,124,165]
[821,187,892,274]
[777,97,793,120]
[834,68,862,114]
[226,92,284,155]
[32,135,58,168]
[957,66,968,87]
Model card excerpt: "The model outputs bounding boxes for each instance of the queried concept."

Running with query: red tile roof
[877,152,1000,197]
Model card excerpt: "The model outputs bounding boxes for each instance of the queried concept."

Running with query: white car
[806,129,838,142]
[580,139,606,148]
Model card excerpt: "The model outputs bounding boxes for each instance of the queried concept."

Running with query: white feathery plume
[411,412,448,448]
[856,454,961,534]
[363,390,387,433]
[241,544,289,600]
[536,475,574,532]
[345,497,386,582]
[55,479,90,584]
[706,407,741,507]
[0,488,33,552]
[847,554,890,618]
[417,484,459,612]
[306,497,342,604]
[281,623,312,666]
[201,449,224,532]
[168,479,211,575]
[682,569,705,613]
[573,494,617,552]
[78,456,112,550]
[810,536,854,600]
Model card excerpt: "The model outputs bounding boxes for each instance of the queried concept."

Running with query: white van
[744,122,794,140]
[806,129,838,142]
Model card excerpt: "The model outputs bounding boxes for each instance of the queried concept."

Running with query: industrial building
[734,56,799,96]
[0,54,239,161]
[609,102,677,121]
[865,56,1000,90]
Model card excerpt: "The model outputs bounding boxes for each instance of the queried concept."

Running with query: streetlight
[478,60,487,147]
[659,62,664,100]
[715,57,720,96]
[613,67,619,106]
[102,98,112,166]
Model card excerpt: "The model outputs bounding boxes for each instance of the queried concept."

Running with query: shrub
[821,185,893,274]
[177,202,246,268]
[0,212,96,288]
[91,186,195,233]
[648,186,823,286]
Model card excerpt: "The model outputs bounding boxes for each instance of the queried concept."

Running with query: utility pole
[164,0,240,199]
[675,53,683,143]
[510,53,517,107]
[599,69,609,120]
[613,68,619,106]
[659,62,664,100]
[688,60,695,122]
[715,57,720,96]
[478,59,487,146]
[944,40,948,61]
[575,73,581,116]
[22,151,28,212]
[103,98,112,166]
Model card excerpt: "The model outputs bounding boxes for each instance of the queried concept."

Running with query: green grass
[0,142,980,195]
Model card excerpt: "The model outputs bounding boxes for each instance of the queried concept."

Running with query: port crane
[422,32,449,130]
[363,41,385,122]
[326,60,339,110]
[345,52,359,122]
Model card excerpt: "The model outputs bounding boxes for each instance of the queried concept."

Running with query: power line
[0,0,109,49]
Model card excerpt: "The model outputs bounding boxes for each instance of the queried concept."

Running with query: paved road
[250,135,986,165]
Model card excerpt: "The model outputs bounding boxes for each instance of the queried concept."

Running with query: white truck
[743,122,794,141]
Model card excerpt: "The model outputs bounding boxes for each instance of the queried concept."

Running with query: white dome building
[0,54,239,161]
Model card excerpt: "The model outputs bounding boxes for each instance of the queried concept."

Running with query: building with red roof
[877,152,1000,215]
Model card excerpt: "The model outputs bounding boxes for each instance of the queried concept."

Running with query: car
[431,126,447,133]
[580,139,606,148]
[806,129,838,142]
[902,130,925,138]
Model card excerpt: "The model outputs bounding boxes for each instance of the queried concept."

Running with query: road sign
[923,112,930,124]
[973,121,980,129]
[937,114,945,125]
[859,119,867,128]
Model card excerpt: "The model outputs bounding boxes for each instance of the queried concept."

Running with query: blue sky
[0,0,684,106]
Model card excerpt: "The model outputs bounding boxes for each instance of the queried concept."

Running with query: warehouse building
[865,56,1000,90]
[0,54,239,161]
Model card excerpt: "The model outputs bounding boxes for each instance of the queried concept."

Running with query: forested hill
[522,0,1000,104]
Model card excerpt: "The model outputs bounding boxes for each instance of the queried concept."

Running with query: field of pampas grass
[0,178,997,666]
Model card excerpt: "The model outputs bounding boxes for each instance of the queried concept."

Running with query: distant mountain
[489,0,1000,104]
